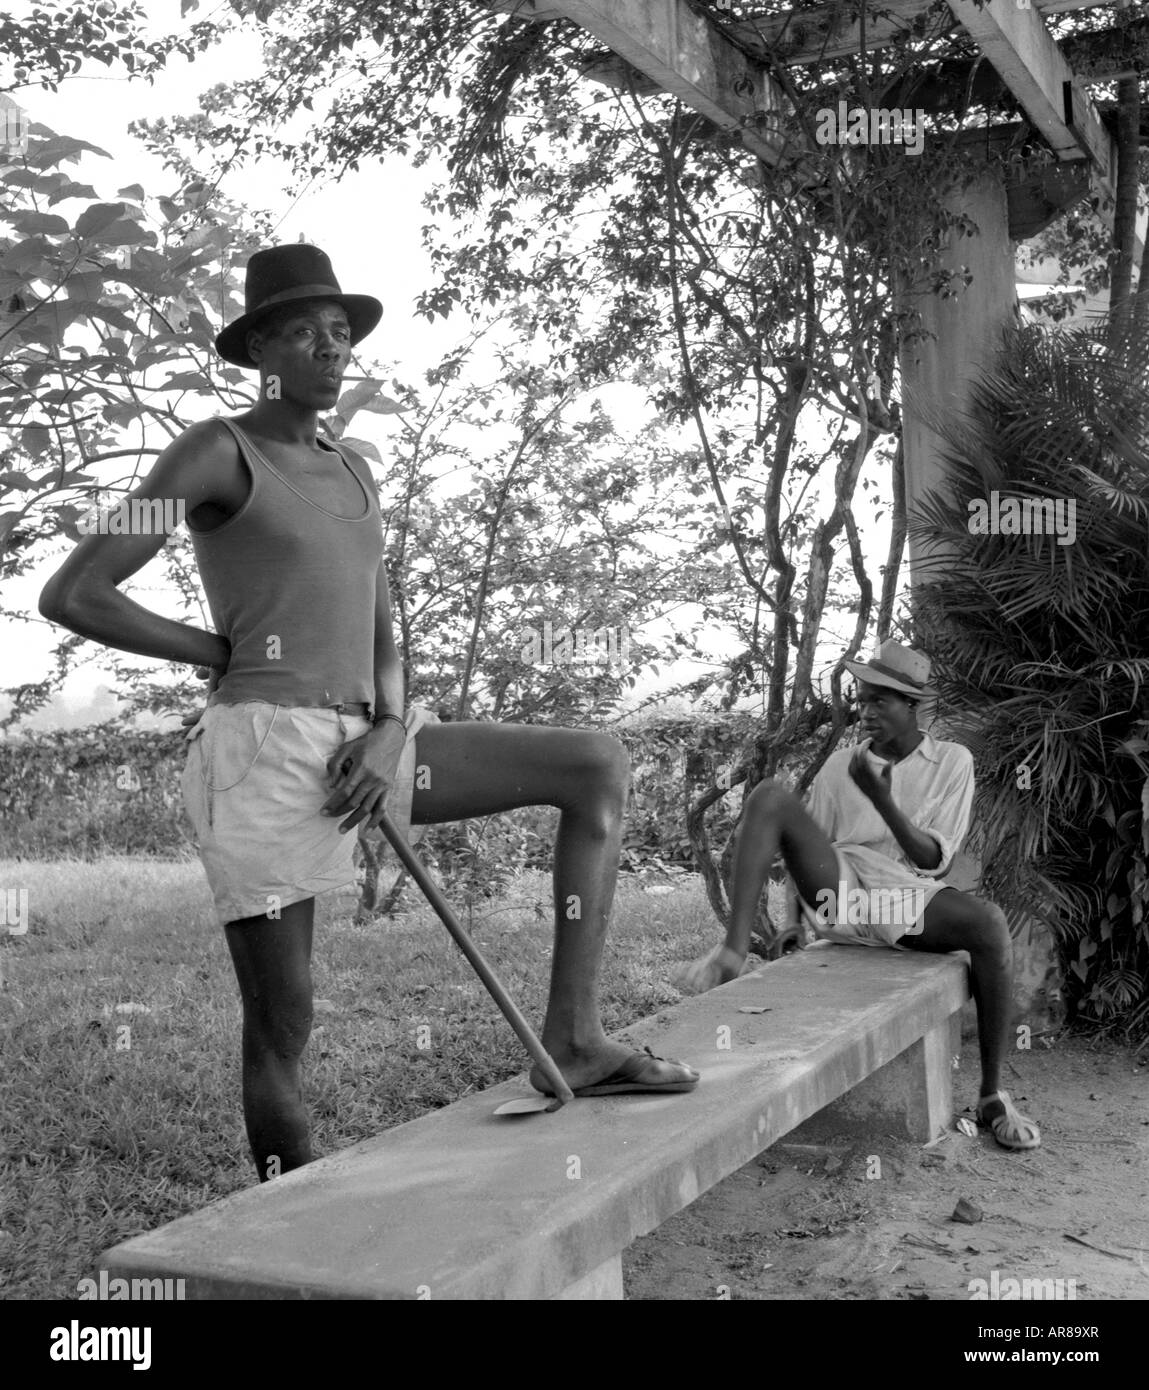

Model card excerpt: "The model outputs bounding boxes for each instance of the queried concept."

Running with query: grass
[0,855,725,1299]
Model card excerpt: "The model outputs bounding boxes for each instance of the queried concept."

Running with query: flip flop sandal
[574,1046,700,1097]
[976,1089,1041,1151]
[542,1045,700,1098]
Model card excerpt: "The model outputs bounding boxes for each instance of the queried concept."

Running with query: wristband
[374,711,406,733]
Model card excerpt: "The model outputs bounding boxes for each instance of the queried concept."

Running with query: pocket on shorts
[203,703,279,792]
[185,703,279,829]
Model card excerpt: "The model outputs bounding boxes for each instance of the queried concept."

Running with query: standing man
[40,244,698,1181]
[676,640,1040,1150]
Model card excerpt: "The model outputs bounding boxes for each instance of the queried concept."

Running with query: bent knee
[745,777,795,818]
[967,898,1012,963]
[581,732,630,794]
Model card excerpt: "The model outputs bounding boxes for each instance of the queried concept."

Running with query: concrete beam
[496,1,1136,258]
[497,2,1123,182]
[491,0,793,166]
[945,0,1113,174]
[945,0,1138,261]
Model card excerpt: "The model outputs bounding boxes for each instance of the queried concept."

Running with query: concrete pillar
[895,163,1016,733]
[898,165,1018,584]
[815,1012,963,1143]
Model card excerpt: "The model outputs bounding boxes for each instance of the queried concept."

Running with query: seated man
[676,639,1040,1151]
[39,244,698,1182]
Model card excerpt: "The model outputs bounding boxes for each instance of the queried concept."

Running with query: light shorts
[182,701,436,925]
[794,844,952,949]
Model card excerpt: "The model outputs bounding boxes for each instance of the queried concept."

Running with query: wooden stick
[376,811,575,1107]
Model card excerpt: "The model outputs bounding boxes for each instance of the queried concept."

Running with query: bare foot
[528,1040,699,1096]
[673,944,747,995]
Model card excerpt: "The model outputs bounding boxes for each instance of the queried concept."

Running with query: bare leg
[899,889,1012,1103]
[225,898,315,1179]
[676,779,841,993]
[901,890,1039,1146]
[410,722,696,1092]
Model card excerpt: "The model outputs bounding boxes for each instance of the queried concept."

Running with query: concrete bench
[99,942,969,1300]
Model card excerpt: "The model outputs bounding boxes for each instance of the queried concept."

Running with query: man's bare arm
[848,747,942,870]
[371,557,405,722]
[873,797,942,870]
[38,419,236,670]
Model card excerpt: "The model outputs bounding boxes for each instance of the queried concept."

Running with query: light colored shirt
[804,732,974,877]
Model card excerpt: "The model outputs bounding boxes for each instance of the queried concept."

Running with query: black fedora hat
[215,244,383,368]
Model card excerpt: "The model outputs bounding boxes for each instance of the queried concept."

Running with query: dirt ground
[623,1033,1149,1301]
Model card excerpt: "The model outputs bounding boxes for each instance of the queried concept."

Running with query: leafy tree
[15,1,1148,974]
[221,0,1140,961]
[136,1,960,949]
[0,116,720,907]
[337,340,715,728]
[0,123,709,729]
[1,0,156,89]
